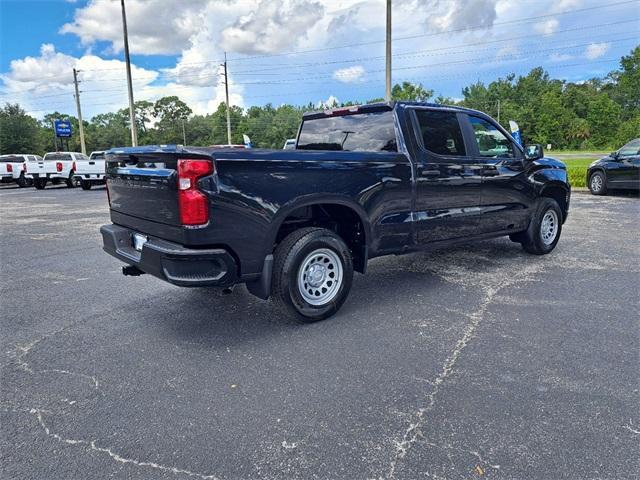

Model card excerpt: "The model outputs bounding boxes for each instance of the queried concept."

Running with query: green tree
[0,104,43,154]
[391,82,433,102]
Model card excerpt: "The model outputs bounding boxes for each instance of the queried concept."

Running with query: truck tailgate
[76,160,105,175]
[107,150,203,227]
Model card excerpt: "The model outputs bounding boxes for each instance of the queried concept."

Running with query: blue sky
[1,0,638,119]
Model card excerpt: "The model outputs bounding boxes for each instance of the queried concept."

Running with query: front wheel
[80,180,92,190]
[589,171,607,195]
[520,198,563,255]
[271,227,354,323]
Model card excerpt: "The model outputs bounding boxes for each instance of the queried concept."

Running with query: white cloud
[316,95,339,108]
[423,0,498,32]
[60,0,210,55]
[534,19,559,35]
[550,52,574,62]
[585,42,610,60]
[333,65,366,83]
[220,0,325,55]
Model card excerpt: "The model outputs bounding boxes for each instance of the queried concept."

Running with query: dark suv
[101,102,570,322]
[587,138,640,195]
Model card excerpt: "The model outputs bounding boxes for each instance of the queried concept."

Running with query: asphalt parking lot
[1,184,638,480]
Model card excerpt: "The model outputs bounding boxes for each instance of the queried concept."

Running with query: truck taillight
[22,163,25,171]
[6,164,12,172]
[177,158,214,226]
[56,162,63,172]
[72,161,76,171]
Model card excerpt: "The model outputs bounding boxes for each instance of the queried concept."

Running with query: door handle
[419,167,440,178]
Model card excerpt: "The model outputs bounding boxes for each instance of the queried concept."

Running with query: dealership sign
[54,119,72,137]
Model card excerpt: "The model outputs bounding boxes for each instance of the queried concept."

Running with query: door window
[618,139,640,157]
[469,116,514,158]
[414,110,466,156]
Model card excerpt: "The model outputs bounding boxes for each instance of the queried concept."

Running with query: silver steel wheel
[297,248,343,306]
[540,209,559,245]
[591,173,603,192]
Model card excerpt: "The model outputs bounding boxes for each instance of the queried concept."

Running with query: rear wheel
[80,180,92,190]
[519,198,563,255]
[66,172,77,188]
[589,171,607,195]
[33,178,47,190]
[17,173,30,188]
[271,227,353,323]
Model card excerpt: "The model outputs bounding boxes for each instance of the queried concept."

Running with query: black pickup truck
[101,102,570,322]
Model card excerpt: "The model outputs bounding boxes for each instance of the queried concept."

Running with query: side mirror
[525,144,544,161]
[610,151,619,159]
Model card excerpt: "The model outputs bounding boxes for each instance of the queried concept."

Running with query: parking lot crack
[387,260,546,478]
[31,409,220,480]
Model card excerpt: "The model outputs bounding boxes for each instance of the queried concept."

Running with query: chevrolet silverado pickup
[0,154,39,187]
[101,102,570,322]
[28,151,87,189]
[74,150,106,190]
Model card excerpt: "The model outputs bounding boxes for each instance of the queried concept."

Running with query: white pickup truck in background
[73,151,106,190]
[27,151,88,189]
[0,154,40,187]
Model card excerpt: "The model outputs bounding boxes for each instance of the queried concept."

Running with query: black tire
[17,173,29,188]
[33,178,47,190]
[66,172,77,188]
[80,180,92,190]
[520,198,563,255]
[271,227,354,323]
[588,170,607,195]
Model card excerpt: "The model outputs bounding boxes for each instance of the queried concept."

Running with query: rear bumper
[100,224,237,287]
[74,173,105,181]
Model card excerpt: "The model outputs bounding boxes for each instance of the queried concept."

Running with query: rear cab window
[90,152,105,160]
[297,110,398,152]
[44,153,73,161]
[0,155,24,163]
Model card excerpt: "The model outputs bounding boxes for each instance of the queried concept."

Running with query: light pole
[121,0,138,146]
[385,0,392,102]
[72,68,86,154]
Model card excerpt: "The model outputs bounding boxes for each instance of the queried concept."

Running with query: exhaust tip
[122,265,144,277]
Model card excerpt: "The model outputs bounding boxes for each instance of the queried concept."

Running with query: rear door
[463,113,533,235]
[409,108,483,244]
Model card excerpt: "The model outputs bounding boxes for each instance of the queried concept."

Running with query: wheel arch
[266,195,372,273]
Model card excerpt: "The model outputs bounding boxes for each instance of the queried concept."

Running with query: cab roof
[302,101,484,120]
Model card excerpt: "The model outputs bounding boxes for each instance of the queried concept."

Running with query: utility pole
[121,0,138,146]
[385,0,392,102]
[72,68,86,155]
[223,52,232,145]
[182,119,187,145]
[497,99,501,124]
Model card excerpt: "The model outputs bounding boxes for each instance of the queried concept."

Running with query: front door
[608,139,640,189]
[410,108,483,244]
[463,114,534,235]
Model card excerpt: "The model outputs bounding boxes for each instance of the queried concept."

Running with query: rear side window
[90,152,105,160]
[45,153,72,161]
[297,111,397,152]
[414,110,466,156]
[469,116,514,158]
